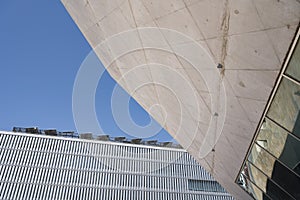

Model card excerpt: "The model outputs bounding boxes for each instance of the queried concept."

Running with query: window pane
[286,40,300,82]
[256,119,289,158]
[257,119,300,176]
[264,176,294,200]
[248,137,300,199]
[237,174,265,200]
[243,162,268,193]
[242,161,295,200]
[270,160,300,199]
[248,143,276,178]
[267,77,300,138]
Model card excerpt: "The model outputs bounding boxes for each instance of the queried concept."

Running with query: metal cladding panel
[0,132,233,199]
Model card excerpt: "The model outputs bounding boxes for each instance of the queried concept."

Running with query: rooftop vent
[96,135,110,141]
[114,137,126,142]
[13,127,39,134]
[146,140,158,145]
[131,138,142,144]
[44,129,57,136]
[161,142,173,147]
[79,133,93,140]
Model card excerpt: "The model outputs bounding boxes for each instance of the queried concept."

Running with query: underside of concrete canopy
[61,0,300,198]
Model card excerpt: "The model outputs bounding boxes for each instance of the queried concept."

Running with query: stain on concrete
[239,81,246,88]
[220,0,230,76]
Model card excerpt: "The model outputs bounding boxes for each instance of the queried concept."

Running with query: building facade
[237,27,300,200]
[0,131,233,200]
[61,1,300,199]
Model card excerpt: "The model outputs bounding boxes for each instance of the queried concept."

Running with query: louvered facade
[0,131,233,200]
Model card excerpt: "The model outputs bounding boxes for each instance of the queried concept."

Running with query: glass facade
[0,132,233,200]
[237,28,300,200]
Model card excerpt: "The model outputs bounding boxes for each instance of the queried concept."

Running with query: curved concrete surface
[61,0,300,198]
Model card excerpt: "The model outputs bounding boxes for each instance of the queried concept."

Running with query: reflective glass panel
[240,162,294,200]
[264,176,294,200]
[256,119,289,158]
[244,162,268,193]
[238,28,300,200]
[267,77,300,138]
[257,119,300,176]
[237,174,265,200]
[286,40,300,82]
[248,143,276,178]
[270,160,300,199]
[242,161,299,200]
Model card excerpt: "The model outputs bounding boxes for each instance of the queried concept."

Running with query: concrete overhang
[61,0,300,198]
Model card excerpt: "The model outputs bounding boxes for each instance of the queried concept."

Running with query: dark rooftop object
[146,140,158,145]
[114,137,126,142]
[44,129,57,136]
[26,127,39,134]
[11,126,182,149]
[96,135,110,141]
[131,138,143,144]
[79,133,93,140]
[13,127,39,134]
[161,142,173,147]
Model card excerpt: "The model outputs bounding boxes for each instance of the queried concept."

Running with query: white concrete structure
[0,131,233,200]
[61,0,300,199]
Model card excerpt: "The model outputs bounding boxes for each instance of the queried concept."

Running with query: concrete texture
[61,0,300,199]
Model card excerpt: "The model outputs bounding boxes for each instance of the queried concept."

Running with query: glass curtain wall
[237,28,300,200]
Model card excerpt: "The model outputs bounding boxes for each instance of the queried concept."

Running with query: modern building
[0,130,233,200]
[237,30,300,200]
[60,1,300,199]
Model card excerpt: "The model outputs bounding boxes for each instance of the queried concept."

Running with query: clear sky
[0,0,173,142]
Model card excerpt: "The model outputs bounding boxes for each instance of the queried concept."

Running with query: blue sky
[0,0,173,141]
